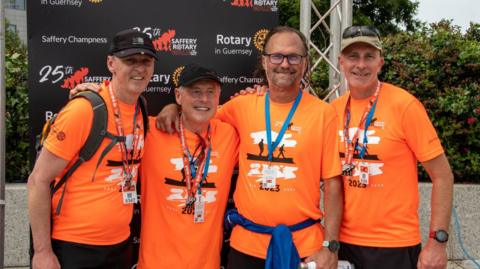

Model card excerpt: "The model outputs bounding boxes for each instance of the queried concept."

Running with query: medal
[342,163,355,176]
[185,195,196,206]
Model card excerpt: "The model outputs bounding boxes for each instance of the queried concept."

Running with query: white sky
[415,0,479,32]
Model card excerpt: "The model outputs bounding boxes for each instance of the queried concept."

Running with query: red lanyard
[178,116,211,204]
[107,82,140,185]
[342,82,381,176]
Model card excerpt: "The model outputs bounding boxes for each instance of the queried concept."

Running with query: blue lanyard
[346,99,378,159]
[265,90,303,162]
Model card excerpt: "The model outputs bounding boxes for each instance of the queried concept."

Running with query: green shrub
[5,20,29,182]
[381,21,480,182]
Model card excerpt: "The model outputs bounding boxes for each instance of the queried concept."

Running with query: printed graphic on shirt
[246,128,299,192]
[339,121,385,187]
[246,130,296,163]
[104,130,144,191]
[164,155,219,213]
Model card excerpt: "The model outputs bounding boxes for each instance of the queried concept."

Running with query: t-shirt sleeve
[216,98,239,127]
[44,98,94,161]
[401,98,444,162]
[321,106,342,179]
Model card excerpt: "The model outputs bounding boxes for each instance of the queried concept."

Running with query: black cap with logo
[178,63,222,87]
[109,29,158,60]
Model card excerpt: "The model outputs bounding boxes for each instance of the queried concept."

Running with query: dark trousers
[227,247,265,269]
[227,247,308,269]
[338,241,421,269]
[51,239,132,269]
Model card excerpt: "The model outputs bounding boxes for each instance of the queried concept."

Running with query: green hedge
[381,21,480,182]
[5,20,29,182]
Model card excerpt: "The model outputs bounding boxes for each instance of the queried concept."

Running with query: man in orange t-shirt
[137,64,239,269]
[28,29,157,269]
[158,26,343,269]
[332,25,454,269]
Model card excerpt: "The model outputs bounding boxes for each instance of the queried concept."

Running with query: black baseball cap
[178,63,222,87]
[109,29,158,60]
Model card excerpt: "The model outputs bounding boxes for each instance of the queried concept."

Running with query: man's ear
[338,54,345,73]
[174,87,182,105]
[261,56,268,72]
[107,55,115,73]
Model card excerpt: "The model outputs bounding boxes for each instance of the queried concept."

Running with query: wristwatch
[322,240,340,253]
[429,229,449,243]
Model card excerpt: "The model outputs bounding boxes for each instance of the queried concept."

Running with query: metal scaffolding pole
[328,0,342,101]
[0,0,7,266]
[299,0,311,41]
[338,0,352,97]
[299,0,352,101]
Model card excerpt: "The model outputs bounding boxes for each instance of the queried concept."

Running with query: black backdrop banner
[27,0,277,267]
[27,0,278,159]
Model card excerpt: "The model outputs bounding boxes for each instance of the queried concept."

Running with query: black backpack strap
[138,95,149,138]
[90,132,125,182]
[76,91,109,160]
[53,157,84,215]
[51,90,109,215]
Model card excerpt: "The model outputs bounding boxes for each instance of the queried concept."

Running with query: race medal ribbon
[178,117,211,223]
[263,89,302,188]
[107,82,140,204]
[342,82,381,183]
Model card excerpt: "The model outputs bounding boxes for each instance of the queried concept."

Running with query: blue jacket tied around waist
[225,208,319,269]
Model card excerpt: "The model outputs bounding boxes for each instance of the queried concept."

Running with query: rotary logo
[253,29,269,52]
[229,0,278,12]
[172,66,185,87]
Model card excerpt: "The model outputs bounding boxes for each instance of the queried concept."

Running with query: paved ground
[449,260,480,269]
[7,260,480,269]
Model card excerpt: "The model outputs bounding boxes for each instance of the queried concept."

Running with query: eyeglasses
[263,53,306,65]
[342,26,381,39]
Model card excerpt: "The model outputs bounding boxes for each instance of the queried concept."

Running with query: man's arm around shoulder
[28,148,69,269]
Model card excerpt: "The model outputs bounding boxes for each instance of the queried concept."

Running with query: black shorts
[227,247,308,269]
[51,238,132,269]
[338,241,421,269]
[227,247,265,269]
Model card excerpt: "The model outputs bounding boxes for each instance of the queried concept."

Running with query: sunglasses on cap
[342,26,381,39]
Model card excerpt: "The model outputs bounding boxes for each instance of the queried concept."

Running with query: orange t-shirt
[331,83,444,247]
[217,91,342,259]
[137,118,239,269]
[45,82,145,245]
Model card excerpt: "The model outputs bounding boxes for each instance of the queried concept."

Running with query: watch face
[435,230,449,243]
[329,240,340,252]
